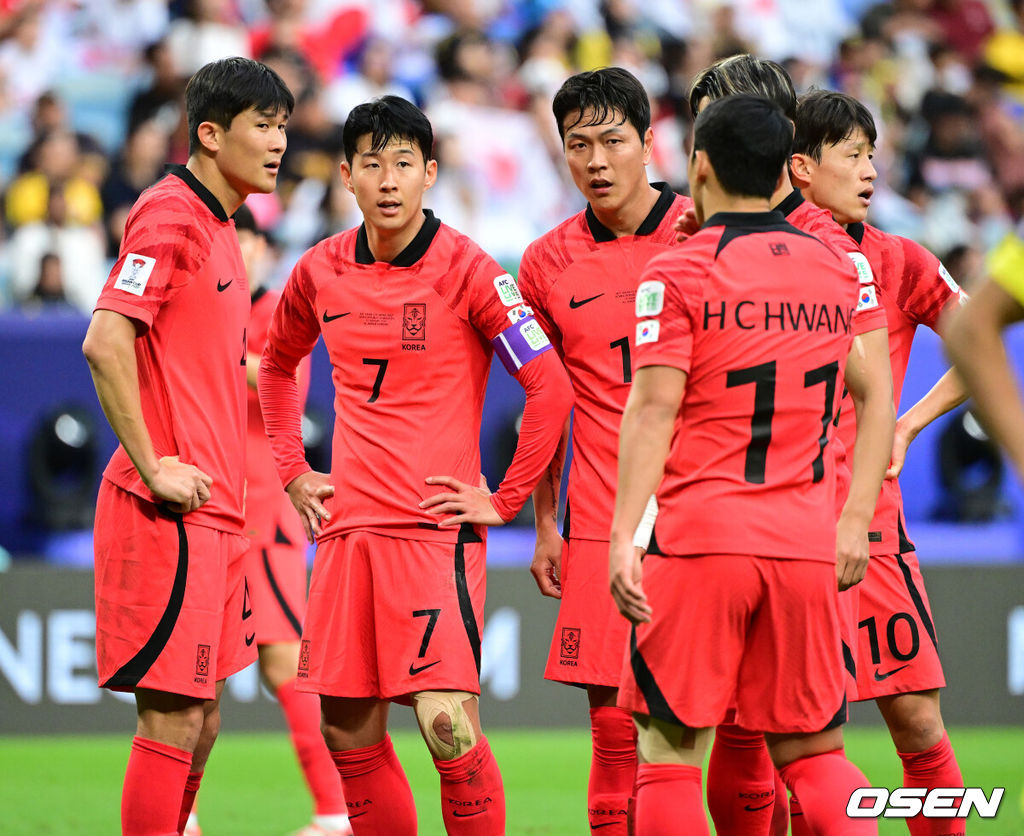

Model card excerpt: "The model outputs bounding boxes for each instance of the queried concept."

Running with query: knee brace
[412,690,478,760]
[635,714,711,766]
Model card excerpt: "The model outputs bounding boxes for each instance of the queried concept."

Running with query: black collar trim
[585,182,677,243]
[355,209,441,266]
[703,210,788,229]
[774,188,805,218]
[165,164,229,222]
[251,285,268,305]
[846,222,866,244]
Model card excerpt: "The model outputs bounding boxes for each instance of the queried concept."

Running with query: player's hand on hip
[148,455,213,514]
[420,475,505,527]
[609,540,651,624]
[674,207,699,242]
[835,515,870,591]
[285,471,335,543]
[529,528,563,598]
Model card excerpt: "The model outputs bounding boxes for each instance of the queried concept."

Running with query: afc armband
[492,312,553,373]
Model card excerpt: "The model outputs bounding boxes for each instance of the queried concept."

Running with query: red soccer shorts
[243,493,309,645]
[544,538,630,688]
[94,480,255,699]
[298,528,486,700]
[617,553,845,733]
[847,551,946,701]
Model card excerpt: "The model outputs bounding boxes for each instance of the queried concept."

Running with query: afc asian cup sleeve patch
[636,319,660,345]
[113,253,156,296]
[520,319,550,350]
[847,251,874,285]
[938,262,967,303]
[856,285,879,311]
[636,280,665,317]
[493,273,523,306]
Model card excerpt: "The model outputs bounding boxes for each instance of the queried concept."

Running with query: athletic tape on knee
[635,715,710,766]
[412,691,478,760]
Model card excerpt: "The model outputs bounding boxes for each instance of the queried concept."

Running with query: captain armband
[491,310,553,374]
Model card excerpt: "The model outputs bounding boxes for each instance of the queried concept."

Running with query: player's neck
[703,190,772,219]
[186,156,245,218]
[590,182,662,238]
[364,210,426,263]
[767,172,796,214]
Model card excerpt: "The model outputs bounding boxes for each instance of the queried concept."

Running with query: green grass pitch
[1,727,1021,833]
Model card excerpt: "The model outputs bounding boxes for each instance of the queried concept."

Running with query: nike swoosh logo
[874,664,910,681]
[322,311,351,323]
[744,801,774,812]
[408,660,440,676]
[569,293,604,309]
[245,633,255,646]
[591,823,621,829]
[217,279,233,292]
[451,810,485,818]
[348,812,368,819]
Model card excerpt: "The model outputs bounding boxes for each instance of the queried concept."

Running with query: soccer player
[945,230,1024,478]
[82,58,292,835]
[683,55,894,835]
[610,92,876,835]
[791,89,967,836]
[257,95,574,835]
[184,206,351,836]
[516,67,691,835]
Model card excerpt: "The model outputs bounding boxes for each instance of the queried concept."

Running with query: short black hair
[343,95,433,164]
[552,67,651,142]
[232,202,259,234]
[793,89,877,162]
[693,95,792,200]
[186,57,294,156]
[689,54,796,121]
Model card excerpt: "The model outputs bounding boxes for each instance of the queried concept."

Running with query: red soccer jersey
[635,210,859,561]
[838,222,966,554]
[517,183,691,541]
[260,210,557,543]
[95,165,249,534]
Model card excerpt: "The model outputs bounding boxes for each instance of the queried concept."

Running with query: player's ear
[641,126,654,165]
[339,159,355,194]
[423,158,438,191]
[196,120,221,154]
[789,153,814,188]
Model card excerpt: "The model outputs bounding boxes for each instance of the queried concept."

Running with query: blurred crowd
[0,0,1022,315]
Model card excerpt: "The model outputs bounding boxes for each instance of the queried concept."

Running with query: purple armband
[491,316,552,374]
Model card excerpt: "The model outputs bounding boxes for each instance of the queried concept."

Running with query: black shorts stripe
[262,548,303,638]
[561,500,571,540]
[823,692,848,731]
[842,639,857,679]
[453,531,482,674]
[629,626,682,725]
[897,513,916,554]
[896,553,937,648]
[105,510,189,690]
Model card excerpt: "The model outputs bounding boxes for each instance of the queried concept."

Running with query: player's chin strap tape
[491,313,553,374]
[632,495,659,550]
[412,690,478,760]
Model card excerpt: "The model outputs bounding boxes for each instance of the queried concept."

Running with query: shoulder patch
[114,254,156,296]
[636,319,660,345]
[847,251,874,284]
[857,285,879,311]
[636,280,665,317]
[937,262,962,296]
[520,319,550,350]
[493,273,523,306]
[507,303,534,324]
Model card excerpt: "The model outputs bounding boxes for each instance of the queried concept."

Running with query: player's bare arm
[945,278,1024,477]
[609,364,685,624]
[886,366,967,479]
[285,470,335,543]
[837,327,895,591]
[83,309,213,513]
[528,418,569,598]
[245,351,262,389]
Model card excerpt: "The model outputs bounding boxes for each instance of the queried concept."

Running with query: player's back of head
[689,54,796,121]
[552,67,651,141]
[693,95,792,200]
[793,89,877,161]
[343,95,434,164]
[185,57,294,156]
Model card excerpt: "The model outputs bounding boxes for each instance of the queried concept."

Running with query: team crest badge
[298,639,311,676]
[195,644,211,677]
[560,628,581,660]
[403,303,426,341]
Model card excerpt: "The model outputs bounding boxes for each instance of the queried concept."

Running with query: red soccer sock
[788,793,813,836]
[770,768,789,836]
[898,732,965,836]
[778,748,877,835]
[176,771,203,835]
[635,763,709,836]
[433,736,505,834]
[277,678,347,816]
[331,736,416,836]
[588,706,637,834]
[122,736,193,836]
[707,722,777,835]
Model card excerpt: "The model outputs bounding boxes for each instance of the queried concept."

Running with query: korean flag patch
[857,285,879,311]
[114,254,156,296]
[636,319,660,345]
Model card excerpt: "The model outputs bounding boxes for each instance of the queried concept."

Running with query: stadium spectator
[323,36,417,125]
[127,38,187,138]
[82,57,292,835]
[165,0,252,76]
[517,67,691,835]
[257,94,573,836]
[100,119,170,257]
